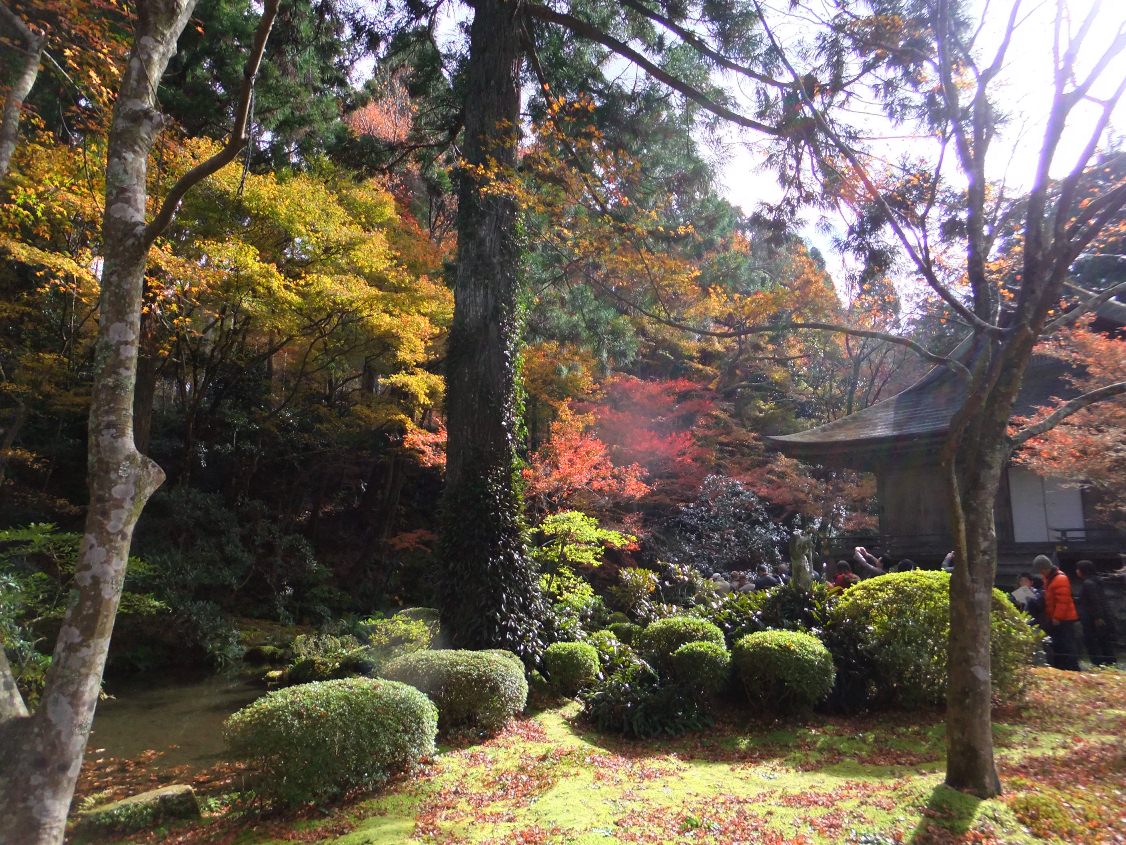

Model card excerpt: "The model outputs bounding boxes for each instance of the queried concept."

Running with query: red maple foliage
[523,401,649,513]
[586,376,714,498]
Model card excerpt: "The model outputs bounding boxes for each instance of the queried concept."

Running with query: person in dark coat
[1076,560,1117,666]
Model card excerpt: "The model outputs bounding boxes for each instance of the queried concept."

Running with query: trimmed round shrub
[544,641,600,696]
[636,615,725,675]
[608,621,642,645]
[669,640,731,695]
[223,678,437,806]
[732,630,835,713]
[827,571,1040,708]
[381,649,527,734]
[482,648,524,669]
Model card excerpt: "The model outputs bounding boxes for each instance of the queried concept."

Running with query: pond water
[87,674,262,771]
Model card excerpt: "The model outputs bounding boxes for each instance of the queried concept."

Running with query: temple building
[766,350,1123,582]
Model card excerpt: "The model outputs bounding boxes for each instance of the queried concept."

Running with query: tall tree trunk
[944,457,1004,797]
[943,337,1035,798]
[0,4,196,841]
[0,4,43,180]
[439,0,544,661]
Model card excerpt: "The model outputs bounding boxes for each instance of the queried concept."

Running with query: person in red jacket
[1035,555,1081,671]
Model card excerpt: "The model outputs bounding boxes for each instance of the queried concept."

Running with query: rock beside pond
[72,784,200,839]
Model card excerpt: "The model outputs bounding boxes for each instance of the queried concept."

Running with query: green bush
[757,581,836,632]
[636,615,725,675]
[585,629,644,676]
[579,662,706,738]
[544,641,601,696]
[382,650,528,734]
[669,641,731,695]
[732,630,835,714]
[223,678,437,806]
[608,621,642,645]
[827,571,1040,708]
[692,591,767,645]
[482,648,524,669]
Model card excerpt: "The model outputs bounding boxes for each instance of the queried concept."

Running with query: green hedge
[382,649,527,734]
[636,615,725,675]
[732,630,835,713]
[223,678,437,806]
[544,641,600,696]
[828,571,1040,708]
[669,640,731,695]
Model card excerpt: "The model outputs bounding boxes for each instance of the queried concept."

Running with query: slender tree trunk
[944,465,1003,797]
[439,0,544,660]
[943,336,1035,798]
[0,4,44,180]
[0,4,196,841]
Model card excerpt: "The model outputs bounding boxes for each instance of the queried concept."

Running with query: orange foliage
[523,401,649,513]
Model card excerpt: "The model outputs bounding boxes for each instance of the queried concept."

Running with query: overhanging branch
[143,0,280,245]
[522,2,782,137]
[1011,381,1126,446]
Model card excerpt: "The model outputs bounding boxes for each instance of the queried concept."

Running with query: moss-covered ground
[74,667,1126,844]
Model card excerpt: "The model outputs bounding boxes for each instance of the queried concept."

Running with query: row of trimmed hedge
[546,572,1040,736]
[224,647,528,806]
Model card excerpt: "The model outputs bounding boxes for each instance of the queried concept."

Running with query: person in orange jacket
[1035,555,1081,671]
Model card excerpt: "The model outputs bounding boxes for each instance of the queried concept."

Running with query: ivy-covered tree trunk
[0,3,196,841]
[439,0,544,660]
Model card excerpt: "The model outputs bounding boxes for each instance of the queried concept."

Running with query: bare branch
[1045,278,1126,331]
[1011,381,1126,446]
[143,0,280,245]
[751,0,1001,335]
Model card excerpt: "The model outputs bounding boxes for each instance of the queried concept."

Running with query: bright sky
[717,0,1126,301]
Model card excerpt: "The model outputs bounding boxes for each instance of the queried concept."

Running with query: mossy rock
[72,784,199,839]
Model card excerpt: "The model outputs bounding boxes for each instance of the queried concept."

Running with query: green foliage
[543,641,601,697]
[579,661,707,739]
[669,641,731,695]
[540,565,610,643]
[357,616,435,669]
[757,582,836,632]
[223,678,437,806]
[609,567,659,617]
[693,590,768,645]
[827,571,1039,708]
[584,629,643,676]
[0,524,169,698]
[481,648,524,670]
[732,630,835,714]
[608,621,642,645]
[382,649,528,735]
[636,615,725,675]
[531,510,634,572]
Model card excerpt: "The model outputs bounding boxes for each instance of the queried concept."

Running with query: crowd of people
[1009,555,1118,670]
[709,545,1120,671]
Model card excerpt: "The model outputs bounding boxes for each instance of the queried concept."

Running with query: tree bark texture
[439,0,544,661]
[0,3,44,180]
[0,3,196,841]
[942,330,1039,798]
